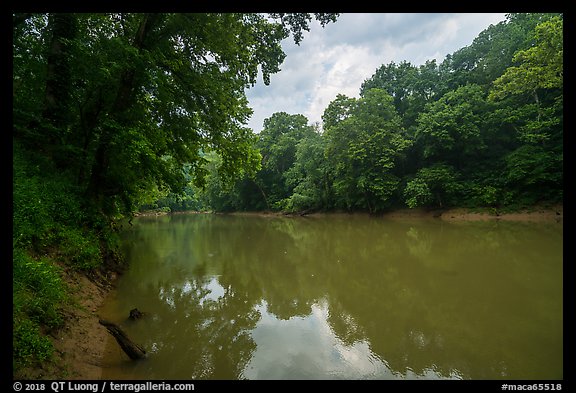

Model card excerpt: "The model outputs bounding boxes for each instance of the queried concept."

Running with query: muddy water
[99,214,563,380]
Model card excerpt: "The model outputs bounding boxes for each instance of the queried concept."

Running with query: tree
[360,61,418,117]
[360,60,445,177]
[489,15,563,145]
[360,60,443,133]
[439,13,560,91]
[403,165,459,209]
[13,13,339,218]
[415,84,489,171]
[324,89,412,213]
[321,94,357,131]
[503,145,562,204]
[487,15,563,205]
[255,112,317,209]
[280,126,332,212]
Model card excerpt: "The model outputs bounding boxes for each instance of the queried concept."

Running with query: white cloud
[305,44,382,126]
[245,13,508,132]
[240,299,462,379]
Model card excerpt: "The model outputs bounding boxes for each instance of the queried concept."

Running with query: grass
[12,142,116,375]
[13,248,66,371]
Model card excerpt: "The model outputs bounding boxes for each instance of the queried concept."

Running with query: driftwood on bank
[99,319,147,360]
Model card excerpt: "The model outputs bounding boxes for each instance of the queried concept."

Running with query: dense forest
[12,13,562,375]
[149,13,563,214]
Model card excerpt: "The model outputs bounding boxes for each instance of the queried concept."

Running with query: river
[99,213,563,380]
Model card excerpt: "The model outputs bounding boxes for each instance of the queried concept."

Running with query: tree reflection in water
[101,214,562,380]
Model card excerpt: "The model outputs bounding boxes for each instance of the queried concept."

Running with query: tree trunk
[252,178,271,210]
[85,13,161,212]
[34,13,77,165]
[99,319,147,360]
[43,13,77,131]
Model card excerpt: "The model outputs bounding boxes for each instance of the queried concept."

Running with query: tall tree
[489,15,563,204]
[256,112,316,208]
[13,13,339,218]
[360,61,418,117]
[360,59,444,150]
[324,89,411,213]
[415,84,490,172]
[489,15,563,145]
[281,126,332,212]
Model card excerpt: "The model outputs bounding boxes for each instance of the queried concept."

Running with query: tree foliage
[490,15,563,100]
[255,112,317,209]
[13,13,338,217]
[404,165,459,209]
[323,89,412,213]
[489,15,563,146]
[198,13,562,213]
[415,84,489,170]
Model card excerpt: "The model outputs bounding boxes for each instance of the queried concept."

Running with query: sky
[244,13,508,132]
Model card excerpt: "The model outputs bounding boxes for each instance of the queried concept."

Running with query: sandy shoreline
[51,272,112,380]
[230,204,564,223]
[380,205,563,222]
[19,204,562,379]
[15,268,116,380]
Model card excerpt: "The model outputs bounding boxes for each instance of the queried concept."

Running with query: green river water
[99,213,563,380]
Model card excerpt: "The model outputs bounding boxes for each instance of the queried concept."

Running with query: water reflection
[100,214,562,380]
[241,299,462,380]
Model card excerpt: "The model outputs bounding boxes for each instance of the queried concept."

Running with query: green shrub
[12,171,53,249]
[13,142,87,249]
[13,249,66,328]
[57,227,102,271]
[13,318,54,370]
[13,248,66,373]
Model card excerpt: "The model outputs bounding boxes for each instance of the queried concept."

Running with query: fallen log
[99,319,147,360]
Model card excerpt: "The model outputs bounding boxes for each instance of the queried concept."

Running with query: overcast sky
[244,13,508,132]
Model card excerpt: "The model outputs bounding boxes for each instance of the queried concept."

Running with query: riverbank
[14,267,117,380]
[23,203,562,379]
[238,204,563,223]
[380,204,563,222]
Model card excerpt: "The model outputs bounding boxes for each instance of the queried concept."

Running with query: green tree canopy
[256,112,317,209]
[280,127,332,212]
[360,60,444,133]
[403,164,460,209]
[489,15,563,145]
[490,15,563,99]
[415,84,490,170]
[324,89,412,213]
[183,12,562,214]
[439,13,559,90]
[13,13,338,217]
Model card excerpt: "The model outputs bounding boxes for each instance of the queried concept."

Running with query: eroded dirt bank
[380,204,563,222]
[15,268,116,380]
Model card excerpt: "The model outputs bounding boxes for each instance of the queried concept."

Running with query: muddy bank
[15,268,116,380]
[301,204,563,223]
[379,205,563,222]
[52,272,112,379]
[136,203,564,223]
